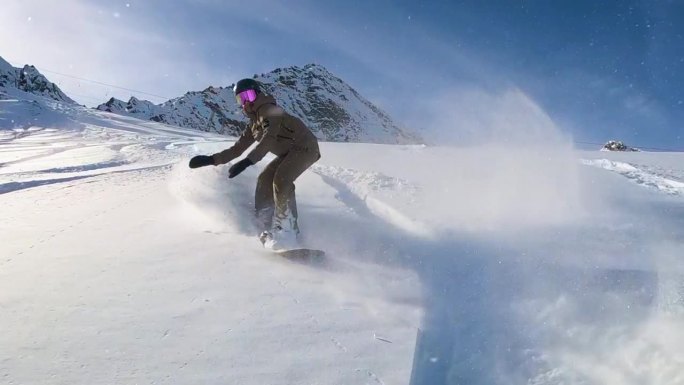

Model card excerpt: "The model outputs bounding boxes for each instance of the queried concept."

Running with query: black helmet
[234,78,261,95]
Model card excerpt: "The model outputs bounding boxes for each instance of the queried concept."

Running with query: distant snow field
[2,95,684,384]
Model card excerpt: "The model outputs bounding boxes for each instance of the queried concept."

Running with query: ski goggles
[235,89,257,106]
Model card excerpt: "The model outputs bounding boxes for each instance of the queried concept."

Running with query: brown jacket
[213,94,320,165]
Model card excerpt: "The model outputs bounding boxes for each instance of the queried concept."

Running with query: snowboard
[273,248,326,260]
[258,232,325,261]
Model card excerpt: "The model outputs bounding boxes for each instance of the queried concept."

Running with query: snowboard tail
[273,248,326,260]
[258,232,325,260]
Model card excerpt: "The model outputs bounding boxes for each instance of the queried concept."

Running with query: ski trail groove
[275,275,387,383]
[356,368,386,385]
[0,163,174,195]
[0,144,84,167]
[330,337,348,353]
[311,164,430,237]
[581,158,684,196]
[11,169,160,256]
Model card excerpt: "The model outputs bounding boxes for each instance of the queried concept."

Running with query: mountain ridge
[0,56,75,103]
[0,56,420,143]
[97,63,421,144]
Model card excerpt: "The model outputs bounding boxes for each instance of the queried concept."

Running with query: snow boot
[260,211,300,251]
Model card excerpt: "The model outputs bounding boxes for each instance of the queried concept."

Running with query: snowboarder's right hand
[189,155,215,169]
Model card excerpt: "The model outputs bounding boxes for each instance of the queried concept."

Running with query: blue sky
[1,0,682,148]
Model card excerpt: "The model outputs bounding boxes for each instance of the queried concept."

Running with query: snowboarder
[188,78,321,251]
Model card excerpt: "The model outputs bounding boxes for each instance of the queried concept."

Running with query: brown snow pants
[255,149,320,232]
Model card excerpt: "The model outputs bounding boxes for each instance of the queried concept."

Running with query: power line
[3,55,171,101]
[41,68,172,101]
[60,90,114,104]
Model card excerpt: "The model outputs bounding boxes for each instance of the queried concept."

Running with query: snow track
[311,164,430,237]
[582,158,684,196]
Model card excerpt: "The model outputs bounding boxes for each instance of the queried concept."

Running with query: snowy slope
[97,64,420,144]
[2,96,684,384]
[581,154,684,196]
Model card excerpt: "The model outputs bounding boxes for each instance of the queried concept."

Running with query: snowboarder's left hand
[189,155,215,169]
[229,158,253,178]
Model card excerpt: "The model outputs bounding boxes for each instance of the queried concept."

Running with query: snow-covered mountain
[97,64,421,144]
[97,87,248,137]
[0,56,74,103]
[0,56,418,143]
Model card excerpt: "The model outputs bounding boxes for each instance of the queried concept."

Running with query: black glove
[228,158,253,178]
[189,155,215,169]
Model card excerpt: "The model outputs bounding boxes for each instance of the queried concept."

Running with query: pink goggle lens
[236,89,257,106]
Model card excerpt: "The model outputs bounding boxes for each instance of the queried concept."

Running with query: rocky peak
[601,140,640,152]
[97,63,420,143]
[0,56,74,103]
[0,56,13,73]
